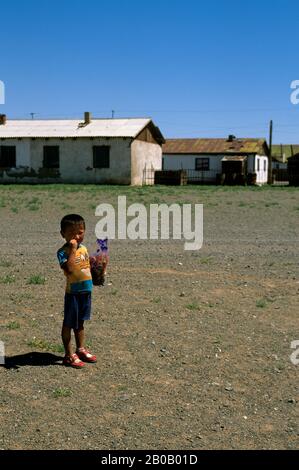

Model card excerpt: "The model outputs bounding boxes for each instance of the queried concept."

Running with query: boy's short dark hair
[60,214,85,232]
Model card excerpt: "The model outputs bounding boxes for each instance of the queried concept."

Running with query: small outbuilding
[162,136,269,185]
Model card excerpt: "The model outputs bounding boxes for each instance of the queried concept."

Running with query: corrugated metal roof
[163,138,267,155]
[0,118,153,138]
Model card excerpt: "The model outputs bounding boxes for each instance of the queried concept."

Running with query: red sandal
[63,353,85,368]
[76,347,97,363]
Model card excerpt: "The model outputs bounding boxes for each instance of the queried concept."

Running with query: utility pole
[30,112,36,120]
[111,110,115,119]
[268,120,273,184]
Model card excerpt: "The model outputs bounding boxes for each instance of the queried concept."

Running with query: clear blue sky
[1,0,299,143]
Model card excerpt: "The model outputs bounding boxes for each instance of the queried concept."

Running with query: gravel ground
[0,184,298,450]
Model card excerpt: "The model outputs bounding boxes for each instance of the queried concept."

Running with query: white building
[0,113,164,185]
[163,136,269,185]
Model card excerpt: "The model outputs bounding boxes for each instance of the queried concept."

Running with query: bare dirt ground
[0,184,298,450]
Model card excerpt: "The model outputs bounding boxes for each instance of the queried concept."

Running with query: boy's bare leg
[74,321,85,350]
[61,325,72,356]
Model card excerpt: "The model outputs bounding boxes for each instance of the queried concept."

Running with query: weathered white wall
[131,140,162,185]
[163,153,221,172]
[0,139,33,180]
[163,153,269,184]
[55,138,132,184]
[163,153,221,183]
[0,138,132,183]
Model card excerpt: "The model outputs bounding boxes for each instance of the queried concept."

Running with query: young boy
[57,214,97,368]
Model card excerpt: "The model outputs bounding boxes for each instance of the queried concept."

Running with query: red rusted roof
[163,138,268,155]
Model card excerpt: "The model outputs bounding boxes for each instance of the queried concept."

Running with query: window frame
[0,145,16,168]
[93,145,110,169]
[43,146,60,169]
[256,158,260,172]
[195,157,209,171]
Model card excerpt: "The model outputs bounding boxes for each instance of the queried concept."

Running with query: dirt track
[0,184,298,449]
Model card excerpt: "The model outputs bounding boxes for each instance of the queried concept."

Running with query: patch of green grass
[6,321,20,330]
[186,302,200,311]
[28,204,40,211]
[28,275,46,285]
[200,257,213,264]
[256,298,267,308]
[27,338,64,353]
[0,275,15,284]
[26,196,41,211]
[0,260,12,268]
[111,289,118,295]
[265,202,279,207]
[53,387,72,398]
[153,297,161,303]
[11,207,18,213]
[60,203,72,210]
[207,202,218,207]
[28,196,40,204]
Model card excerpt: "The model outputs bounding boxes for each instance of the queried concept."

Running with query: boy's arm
[58,240,78,274]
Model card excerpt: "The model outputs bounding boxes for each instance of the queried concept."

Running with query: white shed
[0,113,164,185]
[162,136,269,185]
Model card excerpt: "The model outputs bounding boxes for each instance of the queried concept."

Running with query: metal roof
[0,118,157,139]
[163,138,268,155]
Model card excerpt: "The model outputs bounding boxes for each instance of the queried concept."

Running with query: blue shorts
[63,292,92,329]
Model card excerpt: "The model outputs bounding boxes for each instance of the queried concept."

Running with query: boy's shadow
[2,352,62,369]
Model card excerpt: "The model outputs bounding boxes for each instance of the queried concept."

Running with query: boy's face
[61,223,85,245]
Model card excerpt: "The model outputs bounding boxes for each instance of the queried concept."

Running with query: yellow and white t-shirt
[57,243,92,294]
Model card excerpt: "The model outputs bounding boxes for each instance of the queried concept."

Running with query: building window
[93,146,110,168]
[195,157,209,171]
[0,146,16,168]
[43,146,59,168]
[264,160,267,171]
[256,158,260,172]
